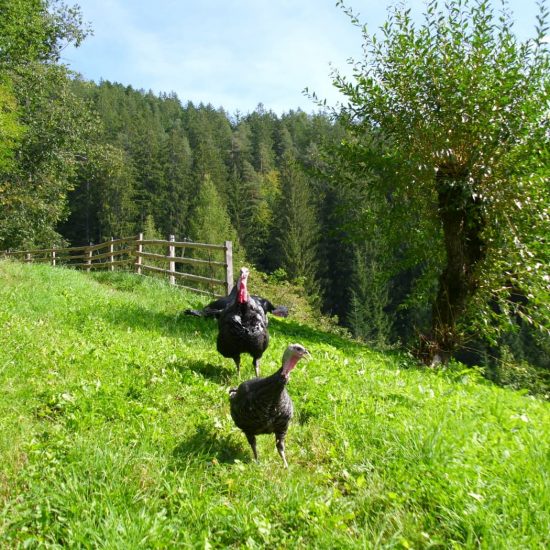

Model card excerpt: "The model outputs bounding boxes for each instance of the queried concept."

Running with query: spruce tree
[348,242,392,347]
[188,175,239,284]
[273,152,319,296]
[159,126,193,238]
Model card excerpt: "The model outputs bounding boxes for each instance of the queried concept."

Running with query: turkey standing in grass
[229,343,310,467]
[217,267,269,377]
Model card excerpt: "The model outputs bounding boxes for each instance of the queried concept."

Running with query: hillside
[0,260,548,548]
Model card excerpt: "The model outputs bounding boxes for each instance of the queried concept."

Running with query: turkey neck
[243,356,298,400]
[237,276,249,304]
[281,355,300,379]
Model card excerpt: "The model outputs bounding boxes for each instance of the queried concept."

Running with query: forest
[1,0,549,393]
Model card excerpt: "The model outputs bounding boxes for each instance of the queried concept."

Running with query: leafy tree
[0,0,95,249]
[329,0,550,364]
[0,0,88,66]
[0,78,25,171]
[0,65,99,249]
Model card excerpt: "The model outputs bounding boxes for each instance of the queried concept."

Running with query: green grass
[0,260,548,549]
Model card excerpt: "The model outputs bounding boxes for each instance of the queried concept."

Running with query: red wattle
[237,281,248,303]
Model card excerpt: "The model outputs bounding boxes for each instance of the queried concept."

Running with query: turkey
[229,343,310,468]
[216,267,269,377]
[184,284,288,319]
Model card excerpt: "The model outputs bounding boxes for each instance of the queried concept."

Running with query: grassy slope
[0,261,548,549]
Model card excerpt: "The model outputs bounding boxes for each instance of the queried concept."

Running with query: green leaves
[0,1,99,250]
[0,77,25,171]
[330,0,550,360]
[0,0,90,68]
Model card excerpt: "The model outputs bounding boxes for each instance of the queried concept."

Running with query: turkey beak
[302,348,311,359]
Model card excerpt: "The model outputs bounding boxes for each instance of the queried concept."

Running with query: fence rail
[3,234,233,297]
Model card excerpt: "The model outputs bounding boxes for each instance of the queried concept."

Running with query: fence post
[109,237,115,271]
[168,234,175,285]
[86,246,92,272]
[25,253,31,263]
[51,247,56,267]
[136,233,143,275]
[224,240,233,295]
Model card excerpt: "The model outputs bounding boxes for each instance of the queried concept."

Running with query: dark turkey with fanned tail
[184,283,288,319]
[216,267,269,377]
[229,343,310,467]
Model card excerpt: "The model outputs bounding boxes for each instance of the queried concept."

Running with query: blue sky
[62,0,545,115]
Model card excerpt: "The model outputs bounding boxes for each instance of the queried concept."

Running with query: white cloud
[64,0,542,114]
[64,0,363,113]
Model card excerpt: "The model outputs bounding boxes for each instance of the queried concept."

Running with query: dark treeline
[62,79,357,327]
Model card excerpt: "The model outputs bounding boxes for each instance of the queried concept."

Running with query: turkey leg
[253,357,261,377]
[245,433,258,462]
[275,433,288,468]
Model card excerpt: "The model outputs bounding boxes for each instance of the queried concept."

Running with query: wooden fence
[3,234,233,297]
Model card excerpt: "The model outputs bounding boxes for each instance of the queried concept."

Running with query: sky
[62,0,545,115]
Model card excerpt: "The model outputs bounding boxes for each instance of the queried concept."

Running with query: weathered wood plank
[225,240,233,295]
[79,249,132,262]
[138,239,225,251]
[70,259,133,269]
[4,236,136,257]
[177,284,223,297]
[3,234,232,298]
[134,251,226,268]
[168,235,175,285]
[140,264,225,286]
[136,232,143,275]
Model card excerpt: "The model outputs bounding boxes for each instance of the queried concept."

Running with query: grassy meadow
[0,260,548,548]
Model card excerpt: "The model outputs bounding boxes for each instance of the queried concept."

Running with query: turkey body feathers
[229,372,293,437]
[216,298,269,371]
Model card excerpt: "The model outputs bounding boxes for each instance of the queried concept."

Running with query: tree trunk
[418,168,486,365]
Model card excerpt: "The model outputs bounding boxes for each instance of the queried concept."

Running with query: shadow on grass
[268,317,371,354]
[100,301,217,339]
[177,359,234,385]
[172,424,249,464]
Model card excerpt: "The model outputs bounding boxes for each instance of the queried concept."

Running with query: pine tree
[188,175,239,284]
[159,126,193,238]
[273,152,319,295]
[348,242,392,347]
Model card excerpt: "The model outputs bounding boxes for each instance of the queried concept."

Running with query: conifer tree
[246,106,277,173]
[273,152,319,295]
[348,242,392,347]
[188,175,239,282]
[159,126,193,238]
